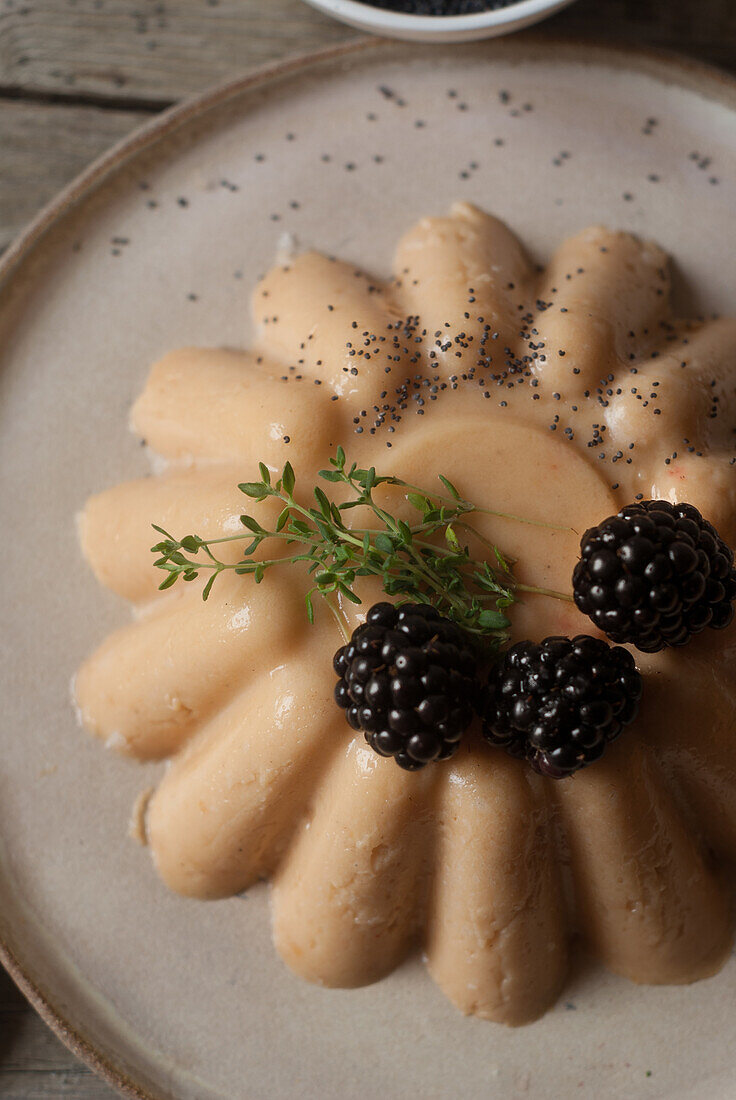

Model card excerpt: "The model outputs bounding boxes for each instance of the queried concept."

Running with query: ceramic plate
[1,37,735,1100]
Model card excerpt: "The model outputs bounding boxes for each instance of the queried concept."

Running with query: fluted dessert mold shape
[75,204,736,1025]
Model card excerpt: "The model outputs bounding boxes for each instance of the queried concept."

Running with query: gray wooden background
[0,0,734,1095]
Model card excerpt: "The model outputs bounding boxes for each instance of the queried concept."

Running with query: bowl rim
[302,0,574,33]
[2,33,736,1100]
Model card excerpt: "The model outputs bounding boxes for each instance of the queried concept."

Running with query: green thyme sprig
[151,447,573,647]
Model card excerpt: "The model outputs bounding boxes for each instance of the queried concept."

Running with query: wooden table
[0,0,733,1095]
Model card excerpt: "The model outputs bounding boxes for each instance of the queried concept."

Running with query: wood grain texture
[0,0,732,105]
[0,0,356,104]
[0,99,149,250]
[0,1,734,1096]
[0,968,115,1097]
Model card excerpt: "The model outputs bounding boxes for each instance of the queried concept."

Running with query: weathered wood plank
[0,0,357,104]
[0,99,150,250]
[0,969,115,1097]
[0,0,733,108]
[0,1075,112,1100]
[550,0,736,72]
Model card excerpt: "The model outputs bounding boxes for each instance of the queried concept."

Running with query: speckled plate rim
[1,33,736,1100]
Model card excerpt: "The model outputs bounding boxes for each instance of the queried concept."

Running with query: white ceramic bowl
[302,0,579,42]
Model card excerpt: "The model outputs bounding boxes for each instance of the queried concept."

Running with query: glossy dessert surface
[76,203,736,1024]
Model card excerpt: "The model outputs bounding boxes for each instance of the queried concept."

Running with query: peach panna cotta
[74,203,736,1026]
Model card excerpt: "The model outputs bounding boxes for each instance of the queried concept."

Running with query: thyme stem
[150,449,574,648]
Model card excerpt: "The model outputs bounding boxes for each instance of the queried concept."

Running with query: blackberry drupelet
[573,500,736,653]
[333,602,477,770]
[480,636,642,779]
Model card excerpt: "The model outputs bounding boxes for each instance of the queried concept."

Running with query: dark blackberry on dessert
[333,601,477,770]
[480,635,642,779]
[573,500,736,653]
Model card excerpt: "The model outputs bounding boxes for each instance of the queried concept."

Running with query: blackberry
[333,602,477,770]
[480,635,642,779]
[573,500,736,653]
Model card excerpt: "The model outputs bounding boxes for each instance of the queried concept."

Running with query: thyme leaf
[151,449,573,649]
